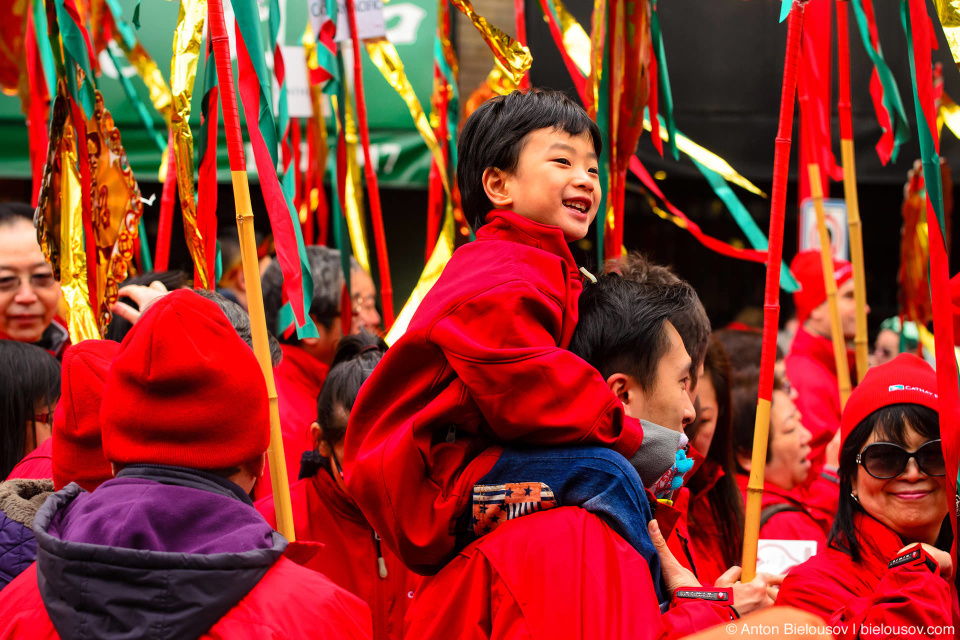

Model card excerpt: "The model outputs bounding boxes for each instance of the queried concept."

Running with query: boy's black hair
[569,274,697,393]
[608,252,711,388]
[828,403,951,563]
[192,288,283,368]
[457,89,602,231]
[104,271,189,343]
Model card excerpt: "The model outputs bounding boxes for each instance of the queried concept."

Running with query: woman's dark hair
[457,89,602,231]
[686,337,743,568]
[714,328,784,378]
[315,332,387,446]
[730,366,787,469]
[0,341,61,477]
[828,403,951,563]
[104,270,189,342]
[569,274,699,392]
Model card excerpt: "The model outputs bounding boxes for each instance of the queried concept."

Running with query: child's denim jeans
[456,445,666,605]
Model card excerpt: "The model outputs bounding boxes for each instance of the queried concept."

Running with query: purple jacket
[0,479,53,590]
[30,466,287,640]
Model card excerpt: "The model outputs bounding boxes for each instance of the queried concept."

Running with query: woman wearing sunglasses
[778,354,956,637]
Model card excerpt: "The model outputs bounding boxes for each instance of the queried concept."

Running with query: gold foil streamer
[124,43,174,123]
[939,92,960,140]
[60,118,101,342]
[385,203,455,345]
[642,117,766,197]
[36,94,70,279]
[550,0,590,75]
[933,0,960,73]
[169,0,208,287]
[448,0,532,88]
[87,91,144,334]
[331,92,372,272]
[366,38,450,196]
[584,0,607,118]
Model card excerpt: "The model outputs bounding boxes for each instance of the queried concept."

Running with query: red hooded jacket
[778,514,957,640]
[785,327,855,468]
[255,470,420,640]
[6,438,52,481]
[404,506,734,639]
[0,560,371,639]
[255,344,329,501]
[345,211,644,574]
[686,459,735,585]
[736,473,827,546]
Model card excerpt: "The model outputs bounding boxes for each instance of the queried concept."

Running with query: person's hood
[33,466,287,640]
[0,478,54,528]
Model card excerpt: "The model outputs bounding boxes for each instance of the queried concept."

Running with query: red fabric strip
[155,129,177,272]
[235,30,310,327]
[629,157,766,264]
[25,15,49,208]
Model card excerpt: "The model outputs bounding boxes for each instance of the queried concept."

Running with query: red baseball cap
[790,250,853,325]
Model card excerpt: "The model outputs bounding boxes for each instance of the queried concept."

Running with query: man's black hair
[457,89,602,231]
[608,252,711,388]
[828,403,950,563]
[0,202,35,229]
[569,274,697,392]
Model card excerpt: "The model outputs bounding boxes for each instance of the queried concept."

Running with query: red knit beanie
[790,250,854,325]
[100,289,269,469]
[52,340,119,491]
[840,353,939,448]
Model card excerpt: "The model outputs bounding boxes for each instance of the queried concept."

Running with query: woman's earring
[850,492,861,505]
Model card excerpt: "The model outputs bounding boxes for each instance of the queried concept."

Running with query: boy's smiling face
[482,128,600,242]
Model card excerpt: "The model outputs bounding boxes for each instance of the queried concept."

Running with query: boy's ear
[482,167,513,209]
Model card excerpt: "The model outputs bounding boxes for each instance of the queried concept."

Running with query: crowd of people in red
[0,90,956,639]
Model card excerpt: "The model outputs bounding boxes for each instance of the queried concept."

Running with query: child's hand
[648,519,700,595]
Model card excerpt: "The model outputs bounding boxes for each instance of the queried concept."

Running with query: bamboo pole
[801,102,853,409]
[208,0,296,541]
[742,0,805,582]
[837,0,869,381]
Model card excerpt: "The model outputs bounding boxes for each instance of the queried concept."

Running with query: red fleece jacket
[345,211,644,574]
[778,514,957,640]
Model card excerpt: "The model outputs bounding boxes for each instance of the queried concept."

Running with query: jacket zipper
[374,531,387,640]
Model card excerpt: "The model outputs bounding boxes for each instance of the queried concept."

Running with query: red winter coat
[0,560,371,639]
[785,327,855,469]
[345,211,644,574]
[404,506,734,639]
[687,459,735,585]
[778,513,957,640]
[6,438,52,481]
[256,344,329,501]
[255,470,420,640]
[735,473,827,546]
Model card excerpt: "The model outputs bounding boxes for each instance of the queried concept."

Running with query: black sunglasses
[856,439,946,479]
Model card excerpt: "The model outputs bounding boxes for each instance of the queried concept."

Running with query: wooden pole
[208,0,296,541]
[837,0,869,381]
[742,0,805,581]
[801,101,853,409]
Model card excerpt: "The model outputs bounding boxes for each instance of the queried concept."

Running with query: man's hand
[714,566,783,614]
[648,519,700,597]
[111,281,170,325]
[896,543,954,580]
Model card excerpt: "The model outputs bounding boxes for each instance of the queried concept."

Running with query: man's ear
[249,452,267,479]
[236,267,247,293]
[605,372,635,406]
[310,422,325,451]
[482,167,513,209]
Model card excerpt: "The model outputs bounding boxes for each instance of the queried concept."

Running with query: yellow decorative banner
[87,92,144,334]
[584,0,606,118]
[642,118,766,197]
[933,0,960,73]
[124,43,174,123]
[385,203,455,345]
[448,0,532,88]
[331,92,372,272]
[366,38,450,196]
[169,0,208,287]
[939,91,960,140]
[551,0,590,75]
